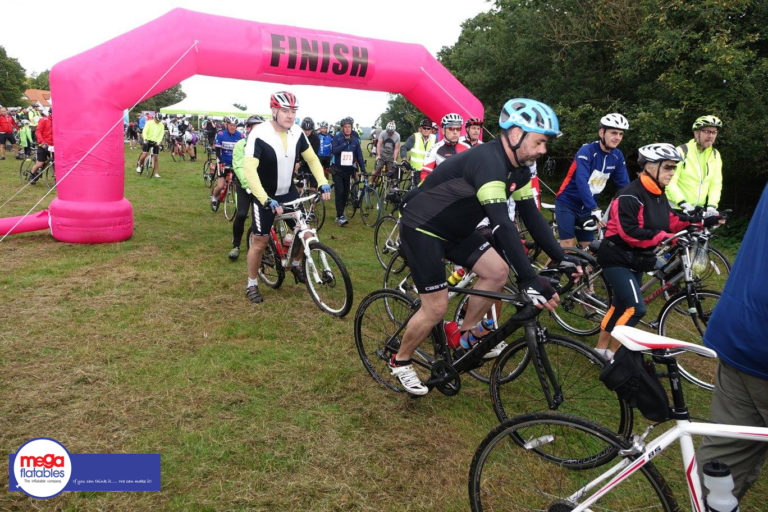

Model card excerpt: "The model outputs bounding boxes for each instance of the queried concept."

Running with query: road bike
[467,324,767,512]
[345,170,381,227]
[139,144,158,179]
[259,193,353,317]
[354,270,633,440]
[202,148,217,187]
[371,160,414,214]
[373,212,401,270]
[19,145,56,190]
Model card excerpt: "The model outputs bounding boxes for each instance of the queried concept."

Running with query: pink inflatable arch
[0,8,482,243]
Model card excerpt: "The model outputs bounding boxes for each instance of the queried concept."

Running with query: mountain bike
[258,193,353,317]
[468,325,767,512]
[354,270,632,440]
[294,169,326,231]
[551,227,724,390]
[345,171,381,227]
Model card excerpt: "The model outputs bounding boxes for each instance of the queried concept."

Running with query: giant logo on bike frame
[267,33,371,79]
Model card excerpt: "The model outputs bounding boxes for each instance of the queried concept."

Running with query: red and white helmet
[270,91,298,110]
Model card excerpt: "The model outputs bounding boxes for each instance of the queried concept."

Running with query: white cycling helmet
[386,121,396,132]
[224,115,239,125]
[600,113,629,131]
[441,113,463,128]
[637,143,683,166]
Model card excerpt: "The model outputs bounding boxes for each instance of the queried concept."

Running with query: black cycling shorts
[36,146,50,162]
[141,141,158,153]
[217,165,231,179]
[250,188,300,236]
[399,225,492,294]
[0,132,16,145]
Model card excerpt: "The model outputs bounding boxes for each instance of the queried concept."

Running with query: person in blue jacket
[330,116,366,226]
[697,182,768,501]
[316,121,333,172]
[555,113,630,247]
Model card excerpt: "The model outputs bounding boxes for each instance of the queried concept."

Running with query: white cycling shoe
[389,360,429,396]
[483,341,508,359]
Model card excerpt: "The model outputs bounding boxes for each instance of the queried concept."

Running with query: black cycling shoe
[245,285,263,303]
[290,265,306,284]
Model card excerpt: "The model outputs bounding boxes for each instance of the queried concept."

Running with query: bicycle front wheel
[468,413,676,512]
[373,215,400,269]
[303,241,353,317]
[354,288,438,393]
[144,155,154,179]
[359,186,381,227]
[489,334,632,440]
[657,289,720,391]
[383,250,416,299]
[203,160,214,186]
[305,195,326,232]
[344,181,360,219]
[258,235,285,289]
[223,183,237,221]
[19,157,34,184]
[44,163,56,190]
[550,265,612,336]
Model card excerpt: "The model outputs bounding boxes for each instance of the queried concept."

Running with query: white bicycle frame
[556,326,768,512]
[274,194,325,284]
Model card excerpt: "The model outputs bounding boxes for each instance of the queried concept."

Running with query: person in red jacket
[0,106,20,160]
[30,110,53,183]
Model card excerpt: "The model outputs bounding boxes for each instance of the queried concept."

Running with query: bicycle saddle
[612,326,717,358]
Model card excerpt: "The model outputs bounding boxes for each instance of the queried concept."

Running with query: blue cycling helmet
[498,98,562,138]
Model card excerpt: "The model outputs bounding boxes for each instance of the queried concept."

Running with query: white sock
[247,277,259,288]
[595,348,614,361]
[291,261,300,267]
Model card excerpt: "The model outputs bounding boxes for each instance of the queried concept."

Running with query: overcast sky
[3,0,492,125]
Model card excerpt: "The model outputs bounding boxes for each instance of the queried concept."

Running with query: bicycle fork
[526,324,565,410]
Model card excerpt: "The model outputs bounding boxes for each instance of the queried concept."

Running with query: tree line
[379,0,767,217]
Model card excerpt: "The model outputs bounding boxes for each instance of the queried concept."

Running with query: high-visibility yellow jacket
[666,139,723,208]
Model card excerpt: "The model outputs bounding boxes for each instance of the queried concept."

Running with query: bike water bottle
[444,321,461,349]
[447,267,466,285]
[477,317,495,334]
[703,461,739,512]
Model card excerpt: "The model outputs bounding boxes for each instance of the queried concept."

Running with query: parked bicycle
[345,170,381,227]
[259,193,353,317]
[468,324,766,512]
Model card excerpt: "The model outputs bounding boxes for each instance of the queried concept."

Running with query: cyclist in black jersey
[241,91,331,304]
[388,98,582,395]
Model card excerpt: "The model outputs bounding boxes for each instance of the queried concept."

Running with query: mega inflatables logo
[268,33,370,78]
[12,438,72,498]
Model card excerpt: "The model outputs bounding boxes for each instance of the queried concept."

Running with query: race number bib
[340,151,354,166]
[587,170,610,195]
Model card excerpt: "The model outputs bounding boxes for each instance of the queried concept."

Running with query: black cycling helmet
[340,117,354,127]
[419,118,432,128]
[246,115,265,126]
[301,117,314,131]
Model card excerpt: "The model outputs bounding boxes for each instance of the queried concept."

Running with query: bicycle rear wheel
[383,251,416,299]
[489,333,633,440]
[550,265,611,336]
[373,215,400,269]
[360,186,381,227]
[203,160,214,186]
[354,288,438,393]
[468,413,676,512]
[303,241,353,317]
[657,289,720,391]
[224,182,237,221]
[258,235,285,289]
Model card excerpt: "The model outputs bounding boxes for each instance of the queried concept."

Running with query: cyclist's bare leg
[248,233,269,280]
[596,329,620,353]
[212,177,226,198]
[394,289,448,362]
[462,249,508,335]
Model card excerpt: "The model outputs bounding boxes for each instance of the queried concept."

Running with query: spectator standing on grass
[0,106,20,160]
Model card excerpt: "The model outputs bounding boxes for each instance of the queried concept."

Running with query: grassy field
[0,144,763,511]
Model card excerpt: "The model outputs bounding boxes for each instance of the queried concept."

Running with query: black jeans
[332,167,354,218]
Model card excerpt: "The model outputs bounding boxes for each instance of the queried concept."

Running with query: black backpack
[599,346,671,422]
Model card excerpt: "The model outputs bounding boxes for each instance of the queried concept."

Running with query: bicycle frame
[557,352,768,512]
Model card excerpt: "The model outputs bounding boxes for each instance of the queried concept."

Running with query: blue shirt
[215,129,244,166]
[703,183,768,380]
[556,141,629,211]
